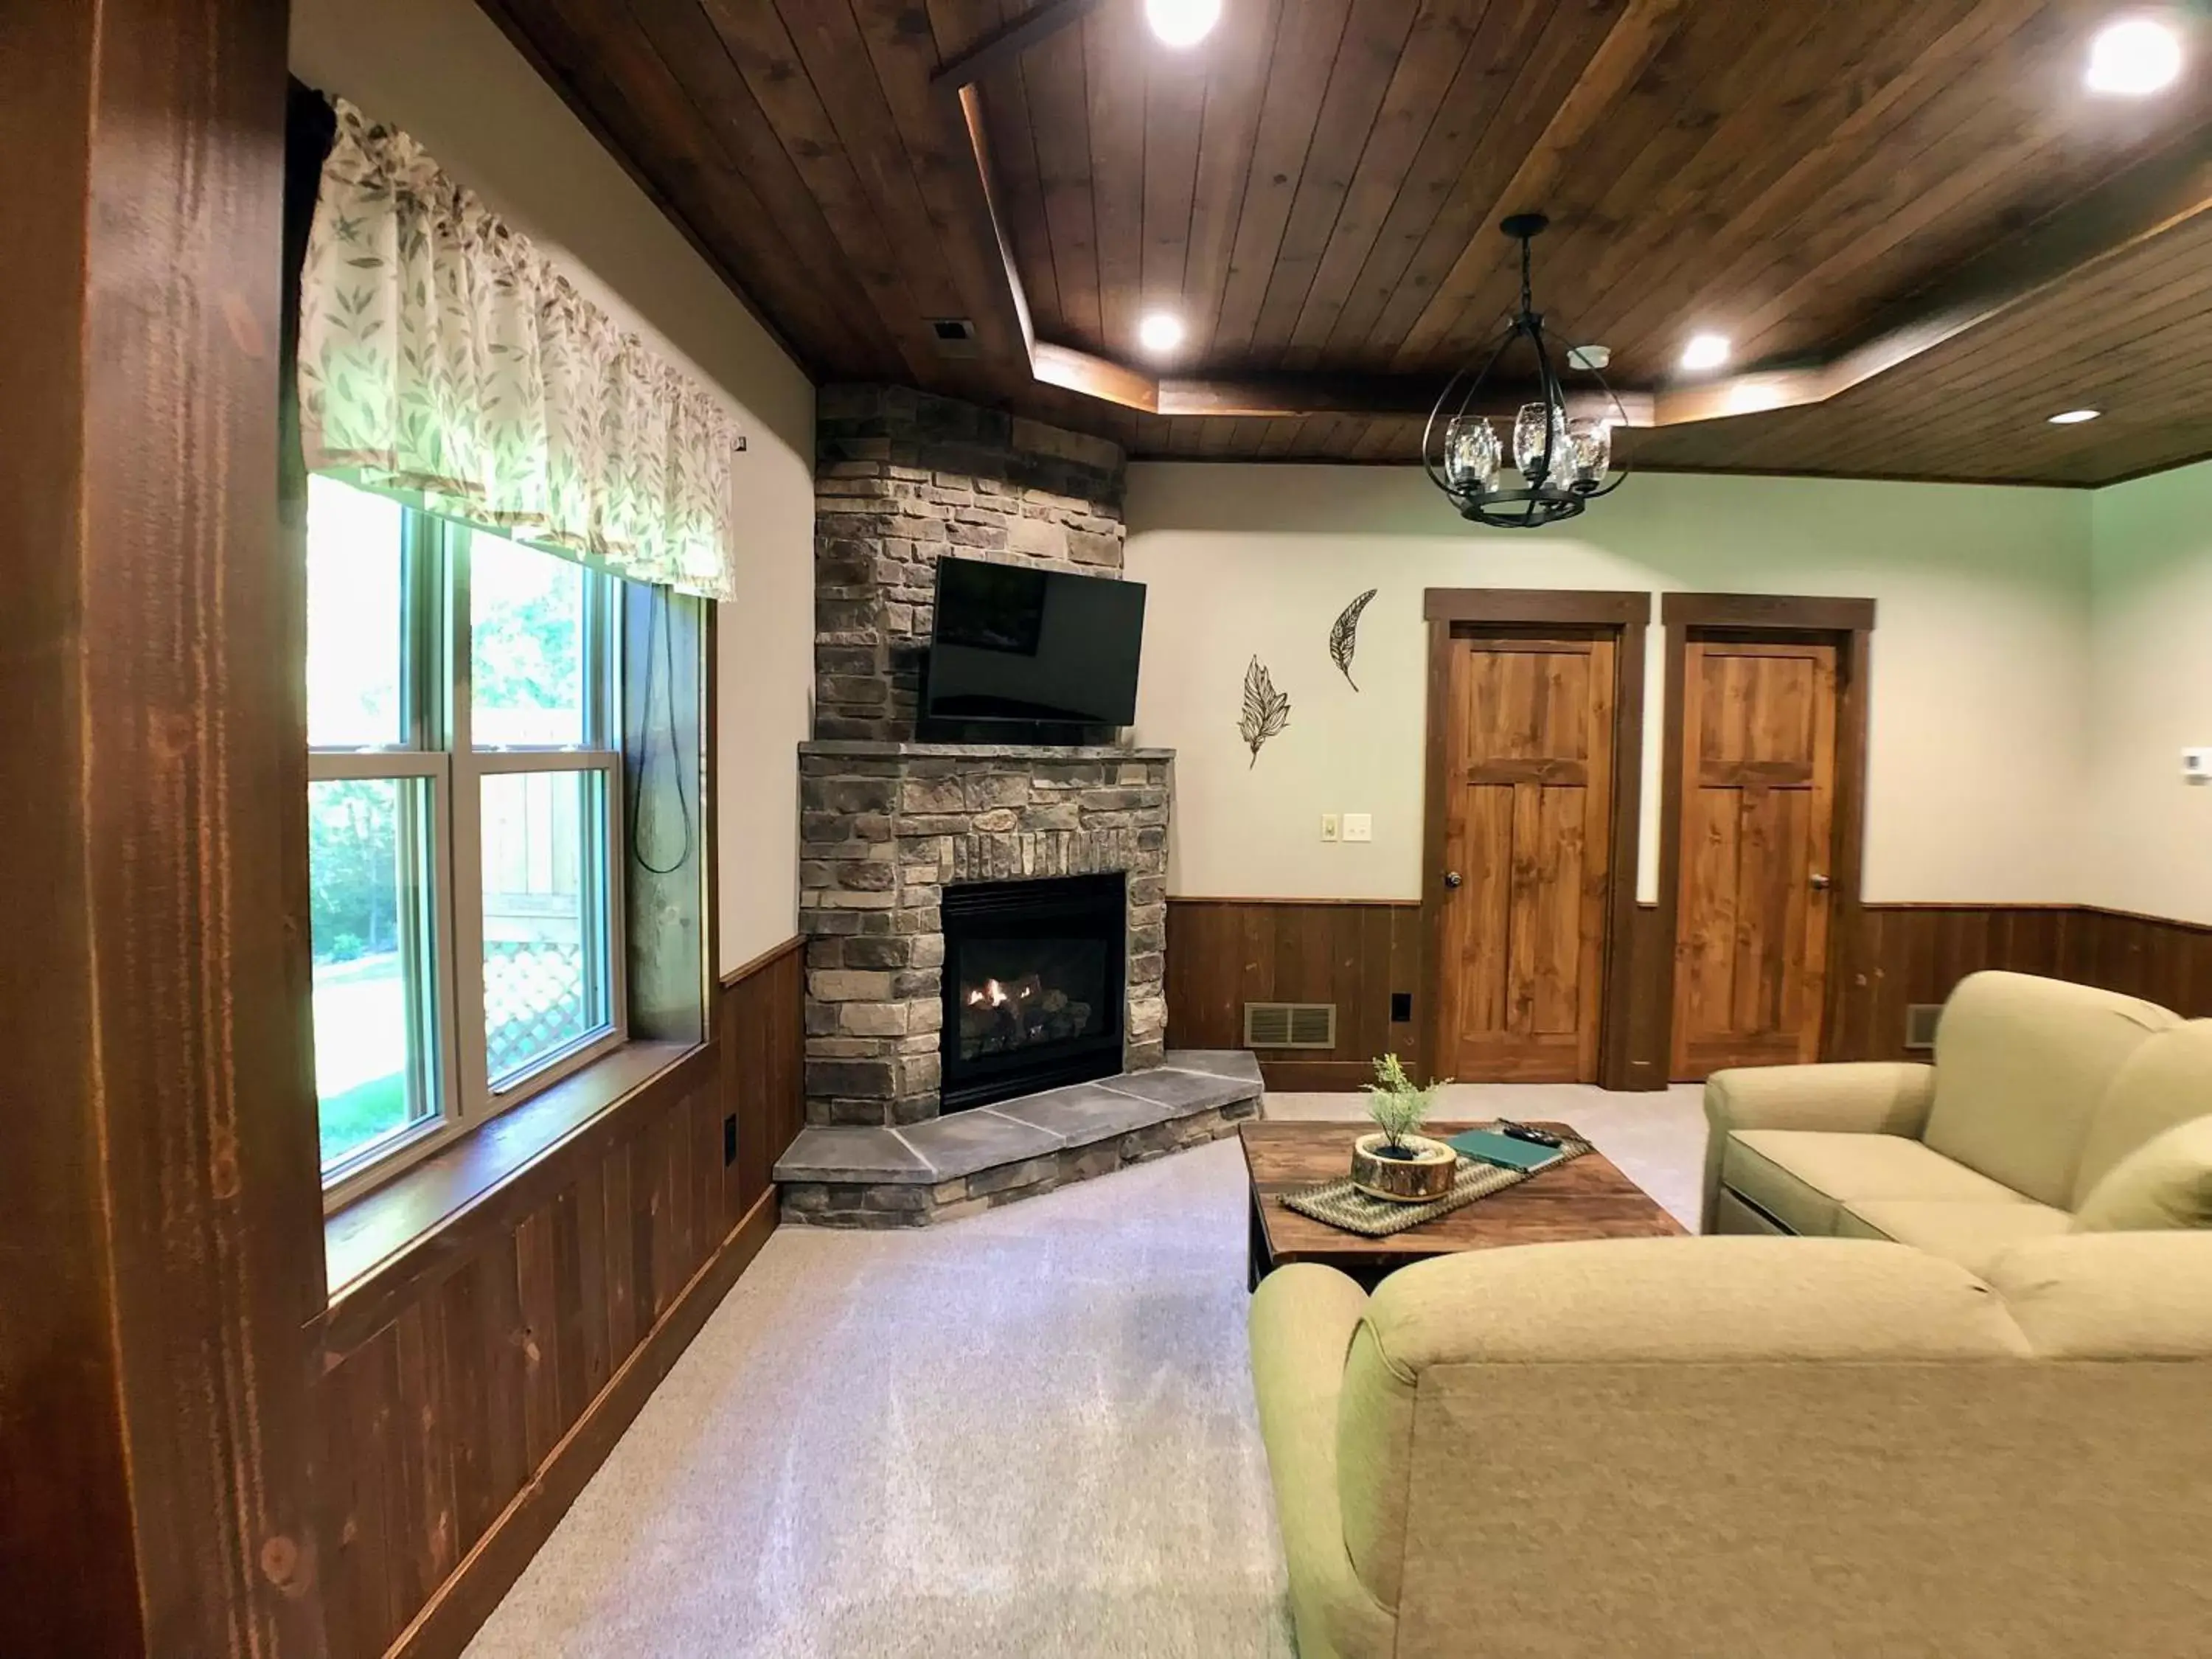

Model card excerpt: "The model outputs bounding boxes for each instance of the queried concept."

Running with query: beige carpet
[465,1085,1706,1658]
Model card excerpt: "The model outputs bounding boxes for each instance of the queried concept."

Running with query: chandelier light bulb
[2048,408,2102,425]
[1138,310,1186,355]
[2085,18,2183,95]
[1147,0,1223,48]
[1680,333,1731,372]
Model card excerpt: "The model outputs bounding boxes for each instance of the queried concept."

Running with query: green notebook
[1447,1128,1565,1174]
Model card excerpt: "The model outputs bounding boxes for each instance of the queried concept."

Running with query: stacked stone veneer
[813,383,1127,740]
[799,742,1171,1127]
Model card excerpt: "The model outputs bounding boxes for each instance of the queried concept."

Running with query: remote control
[1499,1122,1565,1149]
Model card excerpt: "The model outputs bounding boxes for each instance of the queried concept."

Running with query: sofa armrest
[1248,1265,1395,1659]
[1703,1061,1937,1231]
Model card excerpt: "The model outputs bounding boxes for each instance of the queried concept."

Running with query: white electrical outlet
[1320,813,1340,842]
[1343,813,1373,844]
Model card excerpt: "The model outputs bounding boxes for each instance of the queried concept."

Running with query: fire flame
[964,978,1032,1009]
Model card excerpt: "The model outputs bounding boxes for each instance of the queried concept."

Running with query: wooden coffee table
[1241,1121,1686,1290]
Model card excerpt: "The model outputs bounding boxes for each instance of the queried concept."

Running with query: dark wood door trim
[1660,591,1878,633]
[1426,588,1652,625]
[1419,592,1648,1091]
[1656,597,1876,1074]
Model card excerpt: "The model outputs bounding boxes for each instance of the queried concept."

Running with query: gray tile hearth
[774,1051,1264,1227]
[900,1110,1066,1181]
[768,1125,936,1186]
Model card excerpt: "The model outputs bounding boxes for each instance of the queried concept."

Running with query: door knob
[1444,871,1464,889]
[1809,872,1832,891]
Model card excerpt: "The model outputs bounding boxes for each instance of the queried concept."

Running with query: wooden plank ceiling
[477,0,2212,484]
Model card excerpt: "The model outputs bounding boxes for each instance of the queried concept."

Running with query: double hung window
[306,476,626,1197]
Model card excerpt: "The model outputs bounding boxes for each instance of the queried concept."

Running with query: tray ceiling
[477,0,2212,484]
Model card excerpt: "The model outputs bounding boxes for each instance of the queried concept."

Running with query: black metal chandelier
[1420,214,1629,529]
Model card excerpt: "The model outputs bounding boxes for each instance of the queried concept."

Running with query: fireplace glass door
[939,872,1125,1111]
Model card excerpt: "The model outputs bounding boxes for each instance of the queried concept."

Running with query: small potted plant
[1350,1054,1457,1203]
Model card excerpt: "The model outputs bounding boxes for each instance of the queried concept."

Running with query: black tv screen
[924,557,1147,726]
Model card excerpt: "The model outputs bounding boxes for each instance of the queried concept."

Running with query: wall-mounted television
[922,557,1147,728]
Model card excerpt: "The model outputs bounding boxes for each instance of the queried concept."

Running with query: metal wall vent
[929,317,980,358]
[1904,1004,1944,1052]
[1244,1001,1338,1050]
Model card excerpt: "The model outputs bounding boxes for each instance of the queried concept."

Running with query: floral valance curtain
[298,97,741,600]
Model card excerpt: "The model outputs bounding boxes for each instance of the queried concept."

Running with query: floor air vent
[1243,1001,1338,1049]
[1904,1004,1943,1051]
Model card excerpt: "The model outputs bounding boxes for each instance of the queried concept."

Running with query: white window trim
[313,506,630,1211]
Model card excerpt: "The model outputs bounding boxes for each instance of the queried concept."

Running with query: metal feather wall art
[1329,588,1378,691]
[1239,655,1291,768]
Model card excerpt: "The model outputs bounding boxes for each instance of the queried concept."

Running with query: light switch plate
[1343,813,1373,843]
[1320,813,1340,842]
[2185,748,2212,785]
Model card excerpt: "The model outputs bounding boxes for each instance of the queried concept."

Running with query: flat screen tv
[923,557,1147,727]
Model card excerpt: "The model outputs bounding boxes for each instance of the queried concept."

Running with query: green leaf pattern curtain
[299,98,740,600]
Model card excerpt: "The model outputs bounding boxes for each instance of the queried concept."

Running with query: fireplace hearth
[941,873,1125,1112]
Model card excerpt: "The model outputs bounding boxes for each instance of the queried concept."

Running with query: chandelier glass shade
[1422,215,1630,528]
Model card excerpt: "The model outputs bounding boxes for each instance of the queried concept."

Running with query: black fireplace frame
[937,872,1127,1113]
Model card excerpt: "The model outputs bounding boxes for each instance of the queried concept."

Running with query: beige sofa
[1704,970,2207,1261]
[1249,972,2212,1658]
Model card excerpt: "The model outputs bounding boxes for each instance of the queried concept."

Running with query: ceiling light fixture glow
[2048,408,2103,425]
[1147,0,1222,49]
[1138,310,1186,355]
[1680,333,1731,372]
[2086,17,2183,95]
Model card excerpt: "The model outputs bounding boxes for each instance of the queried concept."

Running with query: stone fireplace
[796,741,1170,1127]
[773,387,1262,1227]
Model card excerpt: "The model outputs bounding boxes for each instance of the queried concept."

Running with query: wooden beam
[932,0,1107,92]
[1034,341,1158,411]
[952,80,1036,359]
[0,1,327,1653]
[1159,373,1653,423]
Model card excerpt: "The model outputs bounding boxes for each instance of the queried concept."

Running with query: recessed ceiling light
[2086,17,2183,95]
[1138,310,1186,355]
[1146,0,1222,48]
[1680,333,1731,372]
[2048,408,2102,425]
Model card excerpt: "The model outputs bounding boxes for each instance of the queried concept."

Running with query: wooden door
[1434,632,1618,1082]
[1670,636,1840,1079]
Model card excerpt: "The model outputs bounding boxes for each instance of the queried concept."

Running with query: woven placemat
[1279,1132,1595,1238]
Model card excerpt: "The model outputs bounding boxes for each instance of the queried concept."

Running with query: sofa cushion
[1921,971,2176,1208]
[2072,1021,2212,1207]
[1835,1199,2074,1276]
[2072,1114,2212,1232]
[1725,1130,2032,1236]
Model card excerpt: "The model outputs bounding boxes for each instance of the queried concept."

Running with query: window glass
[310,777,439,1166]
[470,532,588,747]
[481,770,611,1082]
[306,476,408,748]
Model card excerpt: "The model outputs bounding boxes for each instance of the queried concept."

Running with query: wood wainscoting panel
[1830,905,2073,1062]
[1165,900,1424,1090]
[2065,907,2212,1020]
[320,938,804,1659]
[1167,901,2212,1088]
[1832,905,2212,1061]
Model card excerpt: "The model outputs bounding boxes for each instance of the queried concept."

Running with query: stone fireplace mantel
[796,741,1172,1128]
